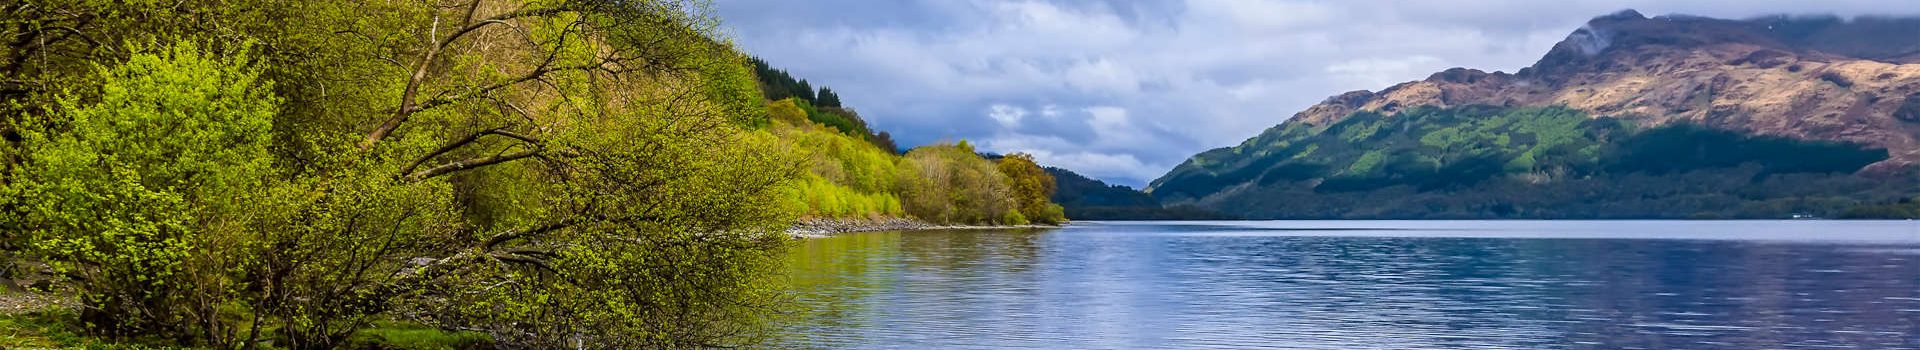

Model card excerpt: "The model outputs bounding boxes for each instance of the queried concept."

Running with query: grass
[0,307,92,349]
[345,321,493,350]
[0,290,492,350]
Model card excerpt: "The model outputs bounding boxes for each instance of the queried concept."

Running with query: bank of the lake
[788,218,1062,238]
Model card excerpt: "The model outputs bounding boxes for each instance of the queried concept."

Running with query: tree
[996,153,1067,224]
[8,41,281,343]
[817,87,842,108]
[1,0,805,349]
[897,144,1018,224]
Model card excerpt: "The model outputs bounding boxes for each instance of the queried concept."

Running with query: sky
[712,0,1920,188]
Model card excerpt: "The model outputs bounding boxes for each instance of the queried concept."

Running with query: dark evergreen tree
[818,87,842,107]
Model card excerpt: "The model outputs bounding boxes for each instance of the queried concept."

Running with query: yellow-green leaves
[897,144,1019,224]
[10,40,278,337]
[996,153,1066,224]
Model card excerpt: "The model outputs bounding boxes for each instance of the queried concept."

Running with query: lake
[781,220,1920,349]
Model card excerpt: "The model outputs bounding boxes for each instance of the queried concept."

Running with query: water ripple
[781,221,1920,349]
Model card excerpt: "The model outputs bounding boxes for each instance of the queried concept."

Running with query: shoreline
[787,218,1062,238]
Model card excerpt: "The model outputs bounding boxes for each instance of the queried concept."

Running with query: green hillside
[1149,106,1917,219]
[1045,167,1234,220]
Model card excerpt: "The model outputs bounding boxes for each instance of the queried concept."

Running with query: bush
[8,41,278,340]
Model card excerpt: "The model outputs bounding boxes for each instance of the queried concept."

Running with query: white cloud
[1064,59,1143,95]
[988,104,1028,127]
[1185,0,1339,32]
[1325,56,1448,90]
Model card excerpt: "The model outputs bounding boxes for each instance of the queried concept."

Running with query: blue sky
[712,0,1920,187]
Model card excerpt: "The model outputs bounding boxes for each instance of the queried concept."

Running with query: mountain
[1148,10,1920,219]
[1046,167,1235,220]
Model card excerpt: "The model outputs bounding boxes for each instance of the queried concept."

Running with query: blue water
[782,221,1920,349]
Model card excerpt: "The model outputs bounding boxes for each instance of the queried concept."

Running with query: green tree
[896,144,1018,224]
[817,87,842,107]
[996,153,1066,224]
[2,1,808,349]
[7,41,279,342]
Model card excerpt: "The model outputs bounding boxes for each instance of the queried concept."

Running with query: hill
[1046,167,1235,220]
[1148,10,1920,219]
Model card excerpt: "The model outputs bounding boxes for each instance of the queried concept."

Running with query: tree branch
[358,5,578,150]
[403,148,540,182]
[400,128,545,180]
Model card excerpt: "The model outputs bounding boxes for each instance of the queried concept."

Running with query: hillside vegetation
[1045,167,1234,220]
[772,106,1064,225]
[1151,106,1917,219]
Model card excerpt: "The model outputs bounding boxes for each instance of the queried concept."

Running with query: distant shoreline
[788,218,1062,238]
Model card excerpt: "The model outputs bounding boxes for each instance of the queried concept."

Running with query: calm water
[781,221,1920,349]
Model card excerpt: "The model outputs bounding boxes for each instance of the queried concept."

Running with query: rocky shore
[787,218,1061,238]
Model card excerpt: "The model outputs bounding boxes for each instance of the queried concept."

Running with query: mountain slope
[1149,10,1920,219]
[1285,10,1920,172]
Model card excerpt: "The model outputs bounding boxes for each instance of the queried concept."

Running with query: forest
[1150,106,1920,219]
[0,0,1058,349]
[1044,167,1233,220]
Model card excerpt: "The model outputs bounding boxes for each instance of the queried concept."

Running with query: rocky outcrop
[1287,10,1920,173]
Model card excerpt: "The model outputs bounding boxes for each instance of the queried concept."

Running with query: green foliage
[0,2,1071,349]
[0,1,823,349]
[1045,167,1156,207]
[748,56,817,102]
[817,87,843,108]
[896,144,1020,224]
[767,100,1064,225]
[1603,123,1887,175]
[1149,105,1906,219]
[752,56,896,150]
[347,321,492,350]
[771,113,907,218]
[1838,198,1920,219]
[781,97,896,150]
[1346,150,1387,175]
[8,41,278,340]
[1042,166,1230,221]
[996,153,1066,224]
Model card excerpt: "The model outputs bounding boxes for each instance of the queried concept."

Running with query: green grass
[0,303,490,350]
[0,307,95,349]
[345,321,492,350]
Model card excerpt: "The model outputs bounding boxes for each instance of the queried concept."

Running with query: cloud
[988,104,1028,127]
[1325,56,1449,89]
[714,0,1920,187]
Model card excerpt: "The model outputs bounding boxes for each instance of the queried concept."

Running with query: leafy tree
[2,1,808,349]
[896,143,1018,224]
[8,41,279,342]
[996,153,1066,224]
[0,1,1073,349]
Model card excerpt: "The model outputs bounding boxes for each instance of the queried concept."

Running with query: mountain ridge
[1145,10,1920,219]
[1262,10,1920,176]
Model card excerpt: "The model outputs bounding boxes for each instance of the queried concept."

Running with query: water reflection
[782,221,1920,349]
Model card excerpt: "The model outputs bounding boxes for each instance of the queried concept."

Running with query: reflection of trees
[780,228,1053,347]
[783,231,903,346]
[898,229,1047,275]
